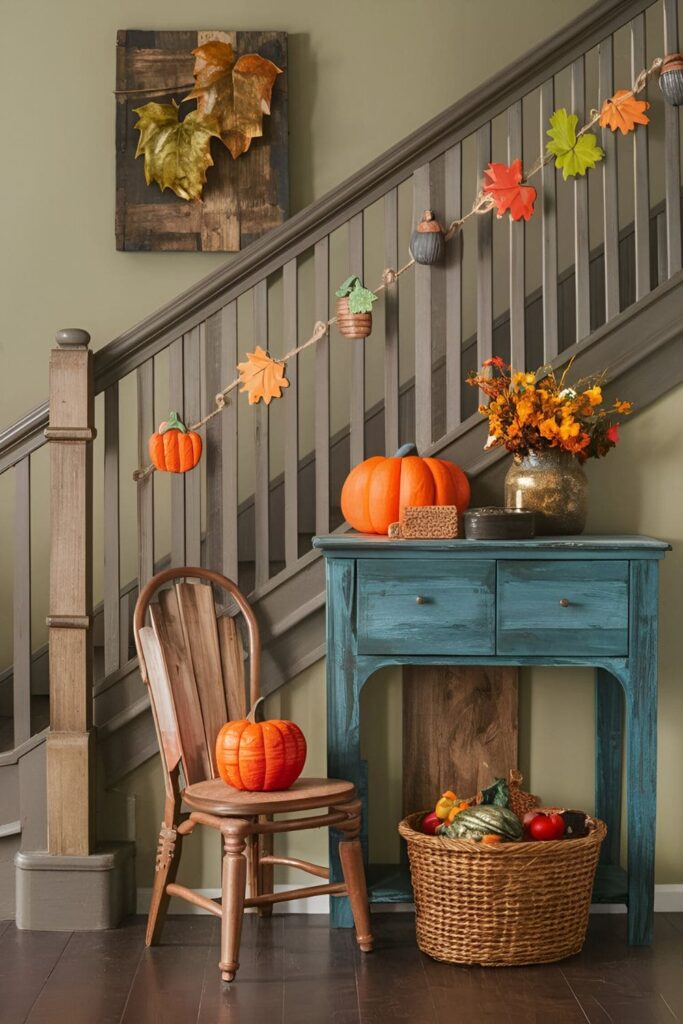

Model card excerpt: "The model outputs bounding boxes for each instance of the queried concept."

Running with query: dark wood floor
[1,912,682,1023]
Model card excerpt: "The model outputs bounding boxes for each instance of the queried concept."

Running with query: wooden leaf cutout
[133,101,220,200]
[185,41,282,159]
[237,345,290,405]
[482,160,536,221]
[546,108,604,180]
[599,90,650,134]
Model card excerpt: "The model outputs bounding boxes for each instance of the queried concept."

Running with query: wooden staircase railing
[0,0,681,765]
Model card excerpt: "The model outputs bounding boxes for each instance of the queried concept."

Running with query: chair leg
[146,822,182,947]
[257,814,274,919]
[339,838,374,953]
[219,823,249,982]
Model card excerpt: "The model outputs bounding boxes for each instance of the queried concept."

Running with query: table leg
[595,667,623,866]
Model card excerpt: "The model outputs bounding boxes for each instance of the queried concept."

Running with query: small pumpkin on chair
[216,698,307,791]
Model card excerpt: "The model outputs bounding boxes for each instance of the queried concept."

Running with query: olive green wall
[119,384,683,896]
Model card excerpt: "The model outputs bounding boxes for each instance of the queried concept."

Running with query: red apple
[528,812,565,841]
[421,811,441,836]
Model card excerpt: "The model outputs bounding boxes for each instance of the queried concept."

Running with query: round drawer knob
[559,597,570,608]
[415,595,426,605]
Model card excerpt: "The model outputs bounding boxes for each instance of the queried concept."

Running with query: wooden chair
[133,566,373,982]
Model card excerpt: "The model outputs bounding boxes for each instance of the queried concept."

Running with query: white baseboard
[137,883,683,916]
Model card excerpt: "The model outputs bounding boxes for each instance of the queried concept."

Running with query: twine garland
[134,57,662,483]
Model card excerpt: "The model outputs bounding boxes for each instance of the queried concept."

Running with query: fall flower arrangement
[468,357,632,462]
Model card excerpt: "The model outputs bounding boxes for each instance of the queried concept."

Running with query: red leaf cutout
[482,160,537,222]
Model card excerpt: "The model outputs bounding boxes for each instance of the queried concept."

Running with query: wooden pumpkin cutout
[148,411,202,473]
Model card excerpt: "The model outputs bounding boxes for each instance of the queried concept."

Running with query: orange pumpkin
[341,443,470,534]
[216,714,307,791]
[148,411,202,473]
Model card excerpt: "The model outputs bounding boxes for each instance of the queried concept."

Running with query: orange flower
[583,386,602,407]
[614,399,632,414]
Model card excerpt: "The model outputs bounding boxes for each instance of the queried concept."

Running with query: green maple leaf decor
[546,108,604,180]
[133,101,221,201]
[335,275,378,314]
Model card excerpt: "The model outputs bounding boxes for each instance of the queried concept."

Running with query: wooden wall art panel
[115,30,288,252]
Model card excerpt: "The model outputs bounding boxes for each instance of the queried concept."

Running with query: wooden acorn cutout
[409,209,445,265]
[659,54,683,106]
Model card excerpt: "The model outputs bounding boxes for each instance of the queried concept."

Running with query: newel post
[45,328,96,855]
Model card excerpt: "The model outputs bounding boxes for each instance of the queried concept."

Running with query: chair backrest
[133,567,260,787]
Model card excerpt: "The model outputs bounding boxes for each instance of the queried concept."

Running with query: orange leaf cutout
[237,346,289,405]
[482,160,536,222]
[599,90,650,135]
[185,41,282,159]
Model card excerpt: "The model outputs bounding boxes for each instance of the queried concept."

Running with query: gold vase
[504,449,588,535]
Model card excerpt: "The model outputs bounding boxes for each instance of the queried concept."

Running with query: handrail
[0,0,654,471]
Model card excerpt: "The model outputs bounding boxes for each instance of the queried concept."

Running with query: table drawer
[496,560,629,656]
[357,559,495,655]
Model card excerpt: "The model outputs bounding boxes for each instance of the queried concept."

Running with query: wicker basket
[398,811,606,966]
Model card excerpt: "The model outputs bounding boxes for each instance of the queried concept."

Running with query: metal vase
[504,449,588,535]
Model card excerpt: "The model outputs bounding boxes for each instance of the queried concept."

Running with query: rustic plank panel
[222,303,239,582]
[663,0,682,276]
[476,125,493,366]
[218,614,247,719]
[631,16,650,301]
[413,163,433,451]
[13,457,31,747]
[136,361,154,587]
[402,666,519,814]
[507,104,525,368]
[444,146,462,433]
[349,213,365,467]
[383,189,399,453]
[183,328,202,567]
[169,338,186,567]
[314,238,330,535]
[571,57,591,342]
[115,30,288,252]
[283,258,299,566]
[103,385,120,676]
[599,38,620,321]
[253,281,270,589]
[540,80,558,359]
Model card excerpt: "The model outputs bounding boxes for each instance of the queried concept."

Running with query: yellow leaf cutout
[133,101,220,201]
[237,346,289,405]
[185,41,282,159]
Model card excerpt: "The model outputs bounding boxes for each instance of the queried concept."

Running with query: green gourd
[437,805,523,842]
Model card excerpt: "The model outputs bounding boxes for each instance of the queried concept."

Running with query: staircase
[1,0,682,918]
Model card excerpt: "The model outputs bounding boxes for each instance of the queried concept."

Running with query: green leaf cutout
[546,108,604,180]
[347,283,378,314]
[335,275,361,298]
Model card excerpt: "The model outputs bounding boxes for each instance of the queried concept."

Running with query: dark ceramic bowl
[463,507,536,540]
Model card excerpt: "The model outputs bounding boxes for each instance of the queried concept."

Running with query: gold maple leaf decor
[132,101,221,200]
[185,41,283,159]
[237,346,290,405]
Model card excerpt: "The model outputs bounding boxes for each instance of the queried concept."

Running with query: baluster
[540,80,559,359]
[383,189,399,453]
[137,361,154,587]
[414,162,433,450]
[445,145,462,431]
[222,303,239,582]
[599,37,620,320]
[205,311,223,575]
[13,456,31,746]
[314,237,330,535]
[253,281,269,588]
[663,0,682,276]
[169,338,185,567]
[103,384,120,676]
[571,58,591,341]
[631,15,651,301]
[657,211,667,285]
[183,327,201,567]
[476,126,493,367]
[507,105,525,368]
[283,259,299,567]
[349,213,365,466]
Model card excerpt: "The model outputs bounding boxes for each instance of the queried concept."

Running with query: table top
[313,533,671,556]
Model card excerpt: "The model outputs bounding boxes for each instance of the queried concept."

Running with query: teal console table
[313,534,670,945]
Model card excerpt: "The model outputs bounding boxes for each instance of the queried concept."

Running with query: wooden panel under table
[356,558,495,656]
[496,559,629,656]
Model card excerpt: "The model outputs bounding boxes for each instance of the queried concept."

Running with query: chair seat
[183,776,356,816]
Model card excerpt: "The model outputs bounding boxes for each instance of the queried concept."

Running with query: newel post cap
[55,328,91,349]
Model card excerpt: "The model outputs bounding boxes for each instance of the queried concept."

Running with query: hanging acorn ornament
[409,210,445,265]
[659,54,683,106]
